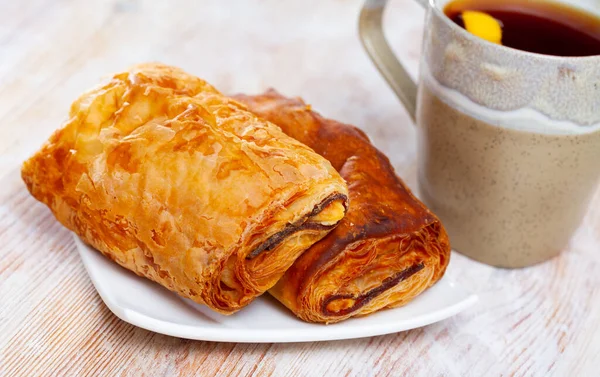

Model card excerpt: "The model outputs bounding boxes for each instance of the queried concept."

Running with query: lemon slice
[462,10,503,45]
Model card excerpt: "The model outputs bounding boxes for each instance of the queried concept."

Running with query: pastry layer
[21,64,348,314]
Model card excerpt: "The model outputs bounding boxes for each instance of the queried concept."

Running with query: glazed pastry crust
[236,90,450,323]
[21,64,348,314]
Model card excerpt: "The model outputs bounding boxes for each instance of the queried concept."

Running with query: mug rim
[427,0,600,61]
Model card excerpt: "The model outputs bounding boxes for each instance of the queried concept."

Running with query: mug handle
[359,0,427,122]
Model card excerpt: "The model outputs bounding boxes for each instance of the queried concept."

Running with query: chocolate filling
[246,193,347,260]
[321,262,425,316]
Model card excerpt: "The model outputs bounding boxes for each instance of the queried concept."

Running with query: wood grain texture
[1,0,599,376]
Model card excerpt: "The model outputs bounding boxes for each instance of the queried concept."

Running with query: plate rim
[74,235,478,343]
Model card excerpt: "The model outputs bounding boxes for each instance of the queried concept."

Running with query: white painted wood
[1,0,599,376]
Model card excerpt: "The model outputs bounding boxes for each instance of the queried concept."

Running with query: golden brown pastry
[21,64,348,314]
[236,90,450,323]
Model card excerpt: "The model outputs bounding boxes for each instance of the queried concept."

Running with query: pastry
[236,90,450,323]
[21,64,348,314]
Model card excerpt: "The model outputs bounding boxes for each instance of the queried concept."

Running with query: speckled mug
[359,0,600,268]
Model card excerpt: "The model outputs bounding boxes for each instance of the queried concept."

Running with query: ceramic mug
[359,0,600,268]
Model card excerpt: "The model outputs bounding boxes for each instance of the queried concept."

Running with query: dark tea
[444,0,600,56]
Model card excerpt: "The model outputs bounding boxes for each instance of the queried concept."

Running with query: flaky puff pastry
[21,64,348,314]
[236,90,450,323]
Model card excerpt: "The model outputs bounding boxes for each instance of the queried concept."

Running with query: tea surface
[445,0,600,56]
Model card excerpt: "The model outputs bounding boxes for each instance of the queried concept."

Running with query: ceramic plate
[75,236,477,343]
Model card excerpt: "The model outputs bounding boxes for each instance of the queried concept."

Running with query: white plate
[75,235,477,343]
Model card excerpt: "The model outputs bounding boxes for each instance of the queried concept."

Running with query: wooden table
[1,0,599,376]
